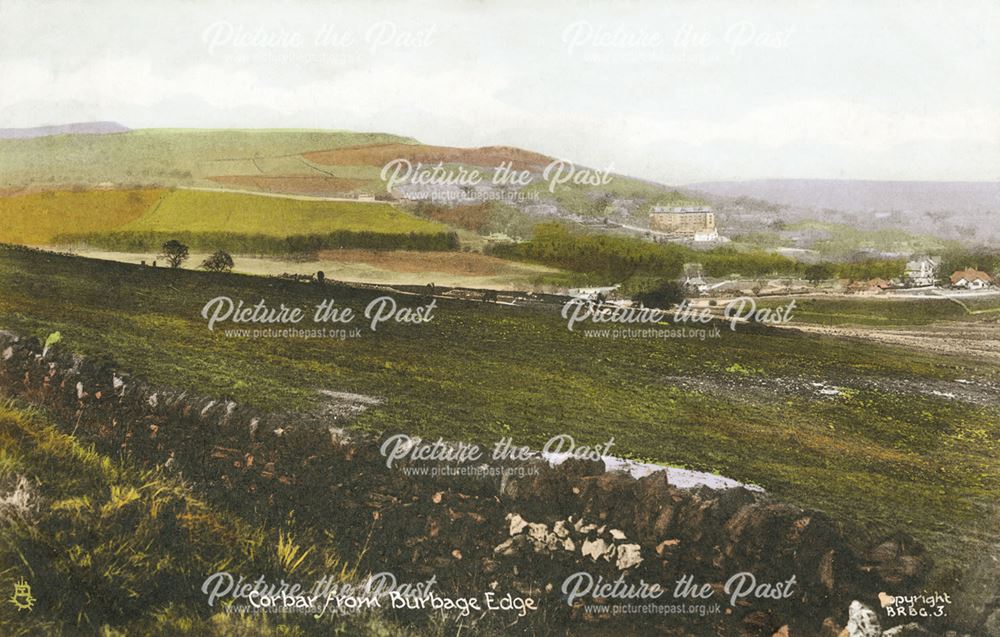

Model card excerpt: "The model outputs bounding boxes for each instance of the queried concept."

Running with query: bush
[633,280,686,308]
[160,239,189,268]
[200,250,234,273]
[804,263,833,284]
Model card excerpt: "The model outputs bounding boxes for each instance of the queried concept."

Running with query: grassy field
[121,190,446,236]
[0,247,997,620]
[0,189,166,245]
[0,187,459,254]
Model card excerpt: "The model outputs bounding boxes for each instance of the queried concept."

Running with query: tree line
[489,223,914,282]
[54,229,461,254]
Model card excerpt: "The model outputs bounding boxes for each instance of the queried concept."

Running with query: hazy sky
[1,0,998,183]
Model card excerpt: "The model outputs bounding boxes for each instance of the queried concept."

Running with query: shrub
[633,280,686,309]
[160,239,189,268]
[200,250,234,273]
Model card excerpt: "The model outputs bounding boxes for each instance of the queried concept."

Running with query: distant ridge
[687,178,1000,213]
[0,121,130,140]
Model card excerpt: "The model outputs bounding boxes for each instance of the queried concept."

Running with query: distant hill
[690,178,1000,245]
[0,128,417,193]
[688,179,1000,214]
[0,127,696,229]
[0,121,130,139]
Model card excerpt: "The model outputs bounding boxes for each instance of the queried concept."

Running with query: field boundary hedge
[53,229,461,254]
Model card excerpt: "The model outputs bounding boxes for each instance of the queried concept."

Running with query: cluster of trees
[490,223,801,281]
[159,240,233,272]
[490,223,689,280]
[938,248,1000,280]
[831,259,905,282]
[700,247,801,278]
[490,223,922,286]
[631,280,686,308]
[802,259,906,284]
[57,229,461,254]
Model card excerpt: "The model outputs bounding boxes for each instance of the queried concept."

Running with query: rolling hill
[690,178,1000,245]
[0,120,130,139]
[0,125,701,227]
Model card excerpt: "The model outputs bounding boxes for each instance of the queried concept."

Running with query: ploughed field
[0,247,997,609]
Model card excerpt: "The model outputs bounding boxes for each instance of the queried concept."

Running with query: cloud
[1,0,998,181]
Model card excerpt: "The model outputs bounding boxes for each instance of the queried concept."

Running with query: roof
[950,268,994,284]
[650,205,713,214]
[848,278,893,290]
[906,256,941,269]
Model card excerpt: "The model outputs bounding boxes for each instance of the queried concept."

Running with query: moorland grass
[0,247,997,617]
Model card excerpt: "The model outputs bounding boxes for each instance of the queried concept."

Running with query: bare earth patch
[207,174,365,195]
[303,142,554,171]
[778,321,1000,362]
[316,249,537,276]
[62,248,561,290]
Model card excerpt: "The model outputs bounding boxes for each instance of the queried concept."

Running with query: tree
[804,263,833,286]
[633,280,685,309]
[200,250,234,273]
[160,240,189,269]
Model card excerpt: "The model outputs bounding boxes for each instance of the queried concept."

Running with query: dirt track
[779,321,1000,361]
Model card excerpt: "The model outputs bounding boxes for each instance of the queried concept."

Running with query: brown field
[304,143,554,171]
[316,249,537,275]
[70,248,562,289]
[207,174,366,195]
[780,321,1000,362]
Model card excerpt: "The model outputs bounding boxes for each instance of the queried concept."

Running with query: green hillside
[0,129,417,190]
[125,189,446,235]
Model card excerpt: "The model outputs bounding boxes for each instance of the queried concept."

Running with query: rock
[863,533,929,587]
[819,617,844,637]
[846,600,882,637]
[615,543,642,569]
[557,456,605,478]
[985,608,1000,637]
[882,623,930,636]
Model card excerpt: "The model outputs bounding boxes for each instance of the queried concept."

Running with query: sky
[1,0,998,184]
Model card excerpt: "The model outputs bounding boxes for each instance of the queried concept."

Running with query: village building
[649,206,715,238]
[847,278,894,295]
[682,262,708,293]
[568,284,621,301]
[904,256,941,287]
[949,268,995,290]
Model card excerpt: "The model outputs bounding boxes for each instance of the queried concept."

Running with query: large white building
[904,256,941,287]
[649,206,716,238]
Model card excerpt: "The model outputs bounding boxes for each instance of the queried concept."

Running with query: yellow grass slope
[0,189,166,245]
